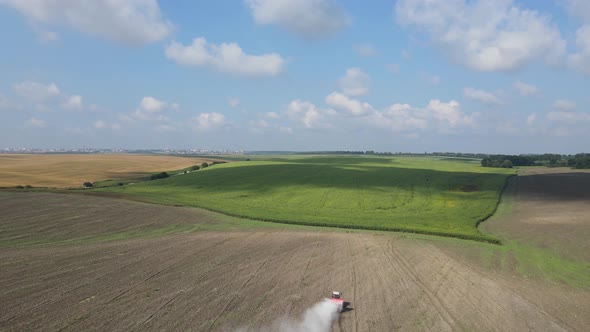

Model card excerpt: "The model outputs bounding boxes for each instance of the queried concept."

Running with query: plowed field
[1,191,588,331]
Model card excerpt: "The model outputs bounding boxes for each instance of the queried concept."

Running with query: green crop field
[96,156,515,242]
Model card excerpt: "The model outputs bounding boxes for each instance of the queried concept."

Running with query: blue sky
[0,0,589,154]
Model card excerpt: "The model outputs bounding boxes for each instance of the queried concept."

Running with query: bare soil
[1,193,588,331]
[481,167,590,262]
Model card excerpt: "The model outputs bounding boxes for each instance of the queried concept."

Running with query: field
[0,154,214,188]
[97,156,514,241]
[1,191,588,331]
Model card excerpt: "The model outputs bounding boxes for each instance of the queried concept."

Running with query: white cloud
[568,25,590,75]
[0,0,172,45]
[337,68,370,97]
[285,100,332,128]
[245,0,349,39]
[369,103,428,132]
[165,37,286,77]
[526,113,537,126]
[427,99,475,127]
[513,81,539,96]
[553,99,577,111]
[464,87,502,105]
[353,44,377,57]
[26,117,46,127]
[564,0,590,20]
[547,111,590,124]
[63,95,83,109]
[131,96,177,121]
[13,81,60,101]
[228,98,240,108]
[266,111,279,119]
[193,112,226,131]
[325,92,373,116]
[395,0,566,72]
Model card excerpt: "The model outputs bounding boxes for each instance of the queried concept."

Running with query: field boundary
[475,174,517,230]
[80,191,503,244]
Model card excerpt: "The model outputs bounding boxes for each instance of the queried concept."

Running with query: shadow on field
[145,161,507,196]
[516,173,590,201]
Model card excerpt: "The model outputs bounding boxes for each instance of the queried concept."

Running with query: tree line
[481,153,590,169]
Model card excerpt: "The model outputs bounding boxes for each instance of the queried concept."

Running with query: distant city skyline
[0,0,589,154]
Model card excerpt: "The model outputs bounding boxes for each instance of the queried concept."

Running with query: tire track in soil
[428,241,570,331]
[287,235,321,317]
[55,233,258,331]
[1,235,207,323]
[384,239,457,330]
[346,238,358,332]
[206,231,295,330]
[140,231,295,329]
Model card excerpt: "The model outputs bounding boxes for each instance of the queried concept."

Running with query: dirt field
[481,167,590,262]
[1,193,588,331]
[0,154,213,188]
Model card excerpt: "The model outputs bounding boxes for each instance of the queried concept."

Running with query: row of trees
[481,154,590,169]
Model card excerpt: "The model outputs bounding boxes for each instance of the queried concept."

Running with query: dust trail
[237,299,340,332]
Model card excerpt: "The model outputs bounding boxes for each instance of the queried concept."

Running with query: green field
[97,156,514,242]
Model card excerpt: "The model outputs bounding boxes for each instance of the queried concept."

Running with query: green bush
[150,172,169,180]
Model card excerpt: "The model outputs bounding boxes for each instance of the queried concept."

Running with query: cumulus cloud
[0,0,172,45]
[353,44,377,57]
[245,0,349,39]
[13,81,60,101]
[553,99,576,111]
[395,0,566,72]
[564,0,590,20]
[513,81,539,96]
[325,92,373,116]
[464,87,502,105]
[193,112,226,131]
[427,99,475,127]
[285,100,333,128]
[368,103,428,132]
[337,68,370,97]
[26,117,46,127]
[526,113,537,126]
[131,96,177,121]
[165,37,286,77]
[62,95,84,109]
[568,25,590,75]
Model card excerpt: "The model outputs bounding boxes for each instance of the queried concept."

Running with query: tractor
[329,291,345,312]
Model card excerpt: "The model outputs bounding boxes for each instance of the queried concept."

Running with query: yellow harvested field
[0,154,213,188]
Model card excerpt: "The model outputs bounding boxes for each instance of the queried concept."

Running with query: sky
[0,0,589,154]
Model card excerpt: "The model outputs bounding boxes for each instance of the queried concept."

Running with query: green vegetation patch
[97,156,514,242]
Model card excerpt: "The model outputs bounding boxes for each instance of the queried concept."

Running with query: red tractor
[330,291,345,312]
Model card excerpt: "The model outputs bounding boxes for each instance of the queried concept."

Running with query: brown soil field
[0,154,215,188]
[1,192,588,331]
[481,167,590,262]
